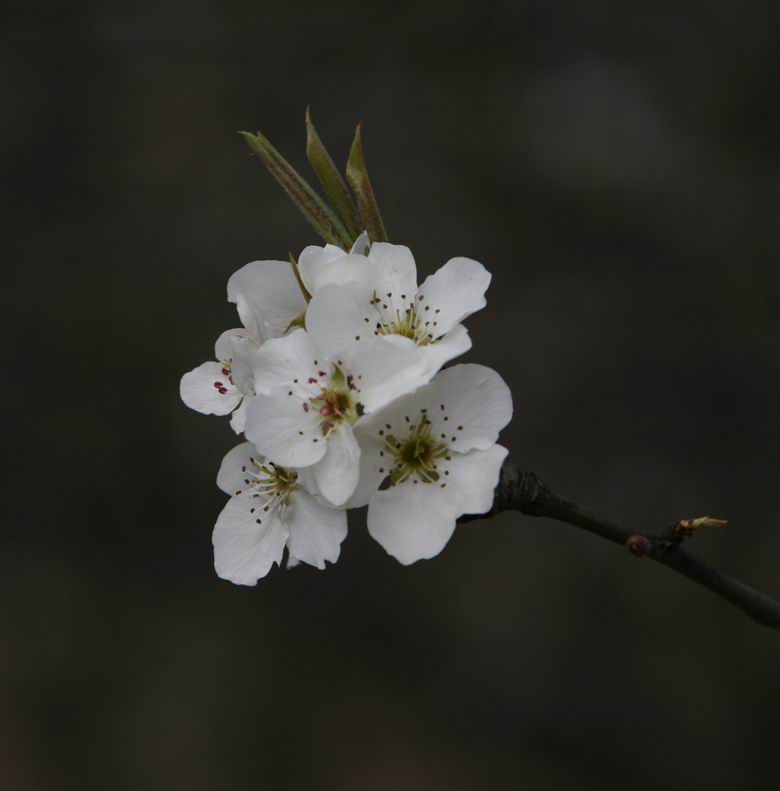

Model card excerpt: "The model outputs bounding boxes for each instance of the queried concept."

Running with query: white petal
[340,335,432,414]
[447,445,508,516]
[213,496,287,585]
[382,364,512,453]
[252,329,322,397]
[367,481,460,565]
[297,244,375,295]
[345,425,387,508]
[216,441,265,496]
[311,424,360,506]
[297,243,347,294]
[214,328,247,362]
[228,334,259,395]
[229,398,249,434]
[235,294,271,344]
[180,362,241,416]
[228,260,307,332]
[295,466,321,497]
[366,242,418,314]
[285,490,348,569]
[308,253,376,293]
[416,257,491,336]
[349,231,371,256]
[416,323,472,377]
[245,386,327,468]
[305,282,371,359]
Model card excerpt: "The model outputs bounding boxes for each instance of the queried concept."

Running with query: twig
[462,460,780,630]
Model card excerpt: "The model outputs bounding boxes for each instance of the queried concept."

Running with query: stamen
[307,365,359,434]
[236,461,299,515]
[384,416,449,486]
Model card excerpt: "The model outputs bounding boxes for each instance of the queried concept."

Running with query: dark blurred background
[3,1,780,788]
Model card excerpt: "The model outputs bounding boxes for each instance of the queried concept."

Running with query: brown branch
[462,460,780,630]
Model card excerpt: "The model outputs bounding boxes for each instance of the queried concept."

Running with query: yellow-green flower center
[249,458,298,506]
[369,291,440,346]
[385,417,449,484]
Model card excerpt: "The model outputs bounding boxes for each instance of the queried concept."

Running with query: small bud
[674,516,728,533]
[626,534,651,557]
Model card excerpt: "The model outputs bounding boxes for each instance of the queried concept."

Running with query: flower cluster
[181,234,512,584]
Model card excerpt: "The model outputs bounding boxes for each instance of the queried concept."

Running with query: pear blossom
[180,328,258,433]
[182,234,374,433]
[227,232,372,337]
[244,327,434,507]
[181,255,301,433]
[213,442,348,585]
[306,242,491,377]
[227,259,307,340]
[350,364,512,565]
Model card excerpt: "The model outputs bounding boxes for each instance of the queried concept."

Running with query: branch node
[626,534,651,557]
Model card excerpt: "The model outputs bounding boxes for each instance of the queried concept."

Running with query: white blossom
[350,364,512,564]
[306,242,491,377]
[227,258,307,341]
[213,442,347,585]
[244,327,434,507]
[179,329,258,433]
[183,227,513,583]
[227,232,372,338]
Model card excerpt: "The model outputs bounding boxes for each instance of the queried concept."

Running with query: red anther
[213,381,223,388]
[324,420,335,429]
[221,367,231,376]
[308,377,318,384]
[302,403,310,412]
[318,370,327,377]
[320,404,331,415]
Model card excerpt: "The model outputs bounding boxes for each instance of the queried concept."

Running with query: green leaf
[346,123,388,243]
[239,131,352,248]
[305,108,360,240]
